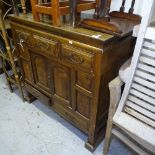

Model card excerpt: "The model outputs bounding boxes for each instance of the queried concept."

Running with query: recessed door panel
[51,64,71,106]
[76,91,91,118]
[53,66,70,99]
[31,53,50,92]
[35,57,48,87]
[20,59,34,84]
[77,71,93,91]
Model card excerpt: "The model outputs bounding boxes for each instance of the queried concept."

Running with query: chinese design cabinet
[10,14,134,151]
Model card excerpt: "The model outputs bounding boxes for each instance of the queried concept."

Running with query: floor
[0,74,134,155]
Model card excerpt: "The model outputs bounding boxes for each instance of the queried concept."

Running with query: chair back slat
[142,48,155,58]
[135,70,155,83]
[132,83,155,99]
[130,88,155,105]
[144,40,155,49]
[124,39,155,128]
[139,56,155,67]
[138,63,155,75]
[134,76,155,91]
[124,107,155,128]
[120,0,126,12]
[126,101,155,120]
[128,95,155,113]
[129,0,135,14]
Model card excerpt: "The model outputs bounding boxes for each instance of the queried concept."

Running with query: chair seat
[113,112,155,153]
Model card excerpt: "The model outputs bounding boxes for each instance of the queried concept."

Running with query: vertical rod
[69,0,77,27]
[20,0,26,14]
[99,0,108,17]
[10,0,19,16]
[120,0,126,12]
[129,0,135,14]
[104,0,112,21]
[94,0,100,18]
[0,9,25,101]
[52,0,61,26]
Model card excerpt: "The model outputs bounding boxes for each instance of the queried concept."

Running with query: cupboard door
[19,59,34,85]
[74,70,93,119]
[51,64,71,107]
[31,53,50,92]
[76,92,91,118]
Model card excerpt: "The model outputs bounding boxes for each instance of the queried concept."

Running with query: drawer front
[14,28,32,59]
[61,44,95,70]
[32,34,59,58]
[15,29,32,45]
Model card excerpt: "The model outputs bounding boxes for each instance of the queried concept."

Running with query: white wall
[110,0,144,15]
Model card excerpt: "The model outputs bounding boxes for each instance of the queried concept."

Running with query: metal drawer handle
[18,39,24,52]
[69,53,84,64]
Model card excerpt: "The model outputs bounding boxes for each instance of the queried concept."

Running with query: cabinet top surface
[9,13,116,46]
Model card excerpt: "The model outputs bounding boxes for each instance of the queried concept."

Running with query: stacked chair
[103,0,155,154]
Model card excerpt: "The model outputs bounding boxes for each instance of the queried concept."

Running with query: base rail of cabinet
[25,91,37,103]
[24,83,51,106]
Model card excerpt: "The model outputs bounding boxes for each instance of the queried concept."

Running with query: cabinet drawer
[61,44,95,70]
[15,29,32,45]
[32,34,59,58]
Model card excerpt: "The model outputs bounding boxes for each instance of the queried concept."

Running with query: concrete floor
[0,74,134,155]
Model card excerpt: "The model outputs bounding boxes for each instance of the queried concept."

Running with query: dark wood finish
[80,0,141,36]
[0,67,3,74]
[10,14,135,152]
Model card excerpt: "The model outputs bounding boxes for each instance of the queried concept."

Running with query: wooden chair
[20,0,26,14]
[103,0,155,154]
[80,0,142,36]
[30,0,99,26]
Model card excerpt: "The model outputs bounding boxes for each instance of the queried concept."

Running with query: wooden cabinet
[10,14,134,152]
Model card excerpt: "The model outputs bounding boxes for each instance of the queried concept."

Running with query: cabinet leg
[25,91,36,103]
[0,67,3,74]
[85,127,106,152]
[18,83,25,102]
[8,81,13,93]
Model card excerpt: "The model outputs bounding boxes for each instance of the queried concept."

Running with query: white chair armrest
[109,77,124,116]
[119,58,131,83]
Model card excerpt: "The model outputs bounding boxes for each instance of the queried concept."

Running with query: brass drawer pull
[69,53,84,64]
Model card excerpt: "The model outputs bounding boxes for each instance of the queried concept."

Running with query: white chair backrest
[124,37,155,128]
[114,0,155,124]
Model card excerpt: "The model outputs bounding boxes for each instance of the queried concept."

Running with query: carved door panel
[31,52,51,92]
[48,63,71,107]
[76,92,91,118]
[19,58,34,85]
[75,70,94,119]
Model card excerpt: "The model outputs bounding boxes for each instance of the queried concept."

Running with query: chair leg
[103,77,124,155]
[103,120,113,155]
